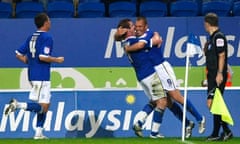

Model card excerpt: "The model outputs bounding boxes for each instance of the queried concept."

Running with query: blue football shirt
[16,31,53,81]
[123,33,155,81]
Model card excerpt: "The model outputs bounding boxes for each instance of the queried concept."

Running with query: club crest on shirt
[44,46,50,54]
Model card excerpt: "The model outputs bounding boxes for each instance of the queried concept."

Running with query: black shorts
[207,73,226,99]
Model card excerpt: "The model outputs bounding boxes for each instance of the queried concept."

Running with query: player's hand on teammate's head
[117,26,129,35]
[114,28,128,41]
[56,57,64,63]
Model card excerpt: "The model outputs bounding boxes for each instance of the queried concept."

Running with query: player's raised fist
[56,57,64,63]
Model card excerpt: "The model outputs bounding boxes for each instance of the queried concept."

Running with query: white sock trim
[17,102,27,110]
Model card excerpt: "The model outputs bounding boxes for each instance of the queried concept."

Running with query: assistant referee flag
[210,88,234,125]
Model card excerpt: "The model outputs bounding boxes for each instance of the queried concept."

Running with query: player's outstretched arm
[125,31,161,52]
[124,42,146,52]
[16,54,28,64]
[125,32,162,52]
[39,55,64,63]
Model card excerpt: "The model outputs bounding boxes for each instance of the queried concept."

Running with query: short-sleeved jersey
[138,29,165,66]
[16,31,53,81]
[148,43,165,66]
[123,31,155,81]
[205,29,228,97]
[205,30,228,73]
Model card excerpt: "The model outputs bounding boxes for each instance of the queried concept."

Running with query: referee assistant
[203,12,233,141]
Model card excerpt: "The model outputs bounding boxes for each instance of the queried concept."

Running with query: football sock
[17,102,27,109]
[137,103,155,127]
[35,113,46,137]
[26,103,43,113]
[186,99,202,122]
[35,127,43,136]
[151,108,164,133]
[37,112,47,127]
[136,111,147,127]
[143,103,154,115]
[212,114,221,136]
[169,102,190,126]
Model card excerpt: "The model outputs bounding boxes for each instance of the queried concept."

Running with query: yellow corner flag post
[210,88,234,125]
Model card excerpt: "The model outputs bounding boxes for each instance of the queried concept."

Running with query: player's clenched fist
[56,57,64,63]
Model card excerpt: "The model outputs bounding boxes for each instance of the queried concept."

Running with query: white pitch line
[176,140,196,144]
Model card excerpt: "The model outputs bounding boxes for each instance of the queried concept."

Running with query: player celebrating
[125,16,206,138]
[116,18,170,138]
[4,13,64,139]
[115,18,196,138]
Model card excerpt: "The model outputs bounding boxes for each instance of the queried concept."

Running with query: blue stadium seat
[19,0,40,1]
[48,0,73,2]
[170,0,199,17]
[16,2,44,18]
[0,2,12,18]
[47,1,74,18]
[78,2,105,18]
[108,1,136,17]
[202,1,232,16]
[79,0,102,2]
[231,0,240,3]
[232,1,240,16]
[139,1,167,17]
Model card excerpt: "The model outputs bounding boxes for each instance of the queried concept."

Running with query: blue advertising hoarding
[0,17,239,138]
[0,17,240,67]
[0,89,239,138]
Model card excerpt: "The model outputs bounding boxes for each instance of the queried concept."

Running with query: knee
[40,103,50,113]
[155,98,167,109]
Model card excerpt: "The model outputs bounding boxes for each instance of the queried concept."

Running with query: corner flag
[181,33,203,141]
[210,88,234,125]
[186,33,203,57]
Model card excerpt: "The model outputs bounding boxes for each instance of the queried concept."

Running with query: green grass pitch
[0,137,239,144]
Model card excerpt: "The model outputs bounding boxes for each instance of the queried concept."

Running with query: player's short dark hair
[115,19,131,41]
[204,13,218,27]
[117,18,131,29]
[34,13,49,29]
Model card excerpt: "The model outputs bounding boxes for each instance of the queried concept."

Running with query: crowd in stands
[0,0,240,18]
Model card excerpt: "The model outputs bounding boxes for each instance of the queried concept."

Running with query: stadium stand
[0,2,12,18]
[47,1,75,18]
[139,1,168,17]
[202,0,232,16]
[77,2,105,18]
[108,1,136,17]
[48,0,73,2]
[1,0,240,18]
[79,0,102,2]
[15,1,44,18]
[170,0,199,17]
[232,1,240,16]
